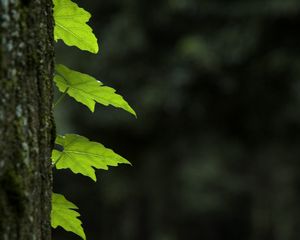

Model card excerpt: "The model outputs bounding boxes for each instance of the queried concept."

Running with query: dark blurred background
[53,0,300,239]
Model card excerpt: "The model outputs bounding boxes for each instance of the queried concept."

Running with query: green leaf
[51,193,86,240]
[52,134,131,181]
[53,0,98,53]
[54,64,136,116]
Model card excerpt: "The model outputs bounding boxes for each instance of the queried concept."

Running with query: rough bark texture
[0,0,54,239]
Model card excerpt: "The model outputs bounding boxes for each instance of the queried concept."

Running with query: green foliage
[54,64,136,116]
[53,0,98,53]
[52,134,131,181]
[51,193,86,240]
[51,0,135,238]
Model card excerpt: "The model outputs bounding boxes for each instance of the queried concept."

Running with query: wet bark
[0,0,54,239]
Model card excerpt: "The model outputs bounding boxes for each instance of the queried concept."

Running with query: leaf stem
[54,87,69,108]
[53,154,63,167]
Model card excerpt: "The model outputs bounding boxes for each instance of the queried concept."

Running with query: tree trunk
[0,0,54,239]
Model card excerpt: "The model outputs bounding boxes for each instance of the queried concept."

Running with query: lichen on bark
[0,0,54,239]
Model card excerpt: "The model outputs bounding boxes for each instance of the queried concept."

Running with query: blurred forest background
[53,0,300,239]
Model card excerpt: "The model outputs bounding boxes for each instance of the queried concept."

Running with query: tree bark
[0,0,54,239]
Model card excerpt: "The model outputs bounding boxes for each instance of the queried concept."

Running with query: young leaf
[52,134,131,181]
[51,193,86,240]
[53,0,98,53]
[54,64,136,116]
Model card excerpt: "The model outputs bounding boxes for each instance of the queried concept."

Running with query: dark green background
[53,0,300,239]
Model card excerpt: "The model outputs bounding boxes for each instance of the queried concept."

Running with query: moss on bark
[0,0,54,239]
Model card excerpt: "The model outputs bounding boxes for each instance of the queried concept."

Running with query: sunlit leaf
[54,64,136,116]
[51,193,86,240]
[52,134,131,181]
[53,0,98,53]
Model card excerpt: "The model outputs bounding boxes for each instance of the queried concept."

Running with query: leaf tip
[91,45,99,54]
[128,107,137,118]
